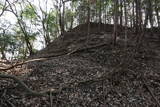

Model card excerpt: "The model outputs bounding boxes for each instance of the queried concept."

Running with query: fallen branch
[0,57,125,97]
[0,42,109,71]
[67,42,108,55]
[0,58,49,71]
[0,44,135,97]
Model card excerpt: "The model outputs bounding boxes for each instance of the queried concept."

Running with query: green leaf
[21,4,37,20]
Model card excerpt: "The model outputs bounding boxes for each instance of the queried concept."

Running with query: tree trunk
[119,0,123,27]
[70,16,74,30]
[87,1,90,36]
[59,0,65,34]
[148,0,153,29]
[155,0,160,27]
[132,1,135,29]
[98,1,102,32]
[113,0,119,45]
[144,7,149,28]
[0,50,6,60]
[6,0,34,55]
[144,0,153,28]
[135,0,142,34]
[135,0,139,34]
[124,0,128,47]
[62,1,65,32]
[42,19,50,46]
[103,3,107,24]
[18,21,34,55]
[135,0,145,45]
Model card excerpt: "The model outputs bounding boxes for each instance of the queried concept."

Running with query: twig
[6,100,16,107]
[0,60,123,97]
[0,1,7,17]
[0,44,136,98]
[142,78,160,107]
[50,90,53,107]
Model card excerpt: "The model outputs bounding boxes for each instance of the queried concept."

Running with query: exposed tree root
[0,74,61,96]
[0,44,136,98]
[0,54,128,97]
[0,42,109,72]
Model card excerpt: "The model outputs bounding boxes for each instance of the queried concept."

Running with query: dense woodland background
[0,0,160,106]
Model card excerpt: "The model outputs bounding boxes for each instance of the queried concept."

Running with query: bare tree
[6,0,34,55]
[0,0,7,17]
[38,0,51,46]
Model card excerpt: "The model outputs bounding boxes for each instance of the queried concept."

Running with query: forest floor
[0,23,160,107]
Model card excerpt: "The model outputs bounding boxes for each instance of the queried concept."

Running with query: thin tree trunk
[120,0,123,27]
[156,9,160,27]
[98,1,102,32]
[59,0,65,34]
[148,0,153,29]
[0,50,6,60]
[6,0,34,55]
[42,19,50,46]
[132,1,135,29]
[135,0,142,34]
[155,0,160,27]
[113,0,119,45]
[144,8,149,28]
[87,0,90,36]
[18,21,33,55]
[135,0,139,34]
[135,0,144,45]
[144,0,153,34]
[70,16,74,30]
[62,1,65,32]
[124,0,128,47]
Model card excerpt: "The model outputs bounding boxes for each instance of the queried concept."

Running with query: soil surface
[0,23,160,107]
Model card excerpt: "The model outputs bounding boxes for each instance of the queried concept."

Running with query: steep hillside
[0,23,160,107]
[32,23,134,58]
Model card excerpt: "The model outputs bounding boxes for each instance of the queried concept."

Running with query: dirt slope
[0,23,160,107]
